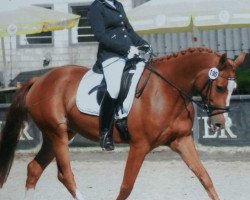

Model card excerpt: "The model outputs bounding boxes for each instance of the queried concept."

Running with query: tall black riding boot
[99,92,117,151]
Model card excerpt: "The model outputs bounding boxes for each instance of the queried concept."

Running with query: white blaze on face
[224,80,237,127]
[226,80,236,106]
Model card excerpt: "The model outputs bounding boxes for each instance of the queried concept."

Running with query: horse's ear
[218,53,227,70]
[234,52,246,68]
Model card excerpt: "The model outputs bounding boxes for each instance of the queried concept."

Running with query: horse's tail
[0,77,37,188]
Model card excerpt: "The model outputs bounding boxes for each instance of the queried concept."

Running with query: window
[18,5,53,46]
[133,0,150,7]
[70,5,96,44]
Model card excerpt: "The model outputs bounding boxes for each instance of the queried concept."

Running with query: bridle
[142,57,235,117]
[198,74,235,117]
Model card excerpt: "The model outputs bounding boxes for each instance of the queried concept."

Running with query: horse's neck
[156,52,219,94]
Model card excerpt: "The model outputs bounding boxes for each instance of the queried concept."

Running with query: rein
[144,65,234,117]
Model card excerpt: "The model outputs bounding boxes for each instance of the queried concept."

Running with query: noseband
[145,65,235,117]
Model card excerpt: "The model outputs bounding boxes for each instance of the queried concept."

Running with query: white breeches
[102,57,146,99]
[102,57,126,99]
[102,57,145,99]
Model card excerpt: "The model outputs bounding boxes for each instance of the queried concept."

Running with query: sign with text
[0,104,42,150]
[197,97,250,146]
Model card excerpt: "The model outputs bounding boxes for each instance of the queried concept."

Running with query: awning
[0,4,80,36]
[128,0,250,34]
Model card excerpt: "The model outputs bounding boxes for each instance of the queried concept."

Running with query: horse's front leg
[116,144,149,200]
[170,135,220,200]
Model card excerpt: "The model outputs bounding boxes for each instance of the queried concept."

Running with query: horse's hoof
[75,189,84,200]
[102,146,115,151]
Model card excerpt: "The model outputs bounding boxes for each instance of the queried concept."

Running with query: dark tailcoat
[87,0,147,64]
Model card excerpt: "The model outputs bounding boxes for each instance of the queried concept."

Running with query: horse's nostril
[215,123,221,128]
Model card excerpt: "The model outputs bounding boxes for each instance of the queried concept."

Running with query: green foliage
[236,68,250,94]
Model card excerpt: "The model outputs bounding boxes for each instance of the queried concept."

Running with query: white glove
[142,44,151,51]
[127,46,139,59]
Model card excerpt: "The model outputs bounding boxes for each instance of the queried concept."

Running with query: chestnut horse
[0,48,245,200]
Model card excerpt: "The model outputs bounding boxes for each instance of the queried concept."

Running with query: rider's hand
[140,43,151,53]
[127,46,139,59]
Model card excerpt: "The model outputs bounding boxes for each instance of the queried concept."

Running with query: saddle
[89,58,143,142]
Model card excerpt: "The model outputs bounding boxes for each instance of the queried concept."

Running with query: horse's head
[198,52,246,132]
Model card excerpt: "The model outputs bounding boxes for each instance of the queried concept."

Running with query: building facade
[0,0,137,86]
[0,0,250,86]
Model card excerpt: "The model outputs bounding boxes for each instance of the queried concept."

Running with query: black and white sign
[197,96,250,146]
[0,104,42,150]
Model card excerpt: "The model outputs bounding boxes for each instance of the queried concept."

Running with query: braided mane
[152,47,220,64]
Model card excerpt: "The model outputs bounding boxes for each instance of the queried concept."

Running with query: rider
[87,0,150,151]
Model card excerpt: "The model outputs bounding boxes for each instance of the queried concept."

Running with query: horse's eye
[216,85,225,93]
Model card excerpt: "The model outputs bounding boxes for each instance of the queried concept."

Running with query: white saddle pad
[76,62,145,119]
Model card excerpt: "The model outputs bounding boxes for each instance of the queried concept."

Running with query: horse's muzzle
[207,114,225,132]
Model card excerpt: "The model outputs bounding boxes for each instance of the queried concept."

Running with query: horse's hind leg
[24,128,83,200]
[170,135,220,200]
[24,136,54,199]
[52,124,84,200]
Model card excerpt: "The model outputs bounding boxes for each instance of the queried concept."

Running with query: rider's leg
[99,57,126,151]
